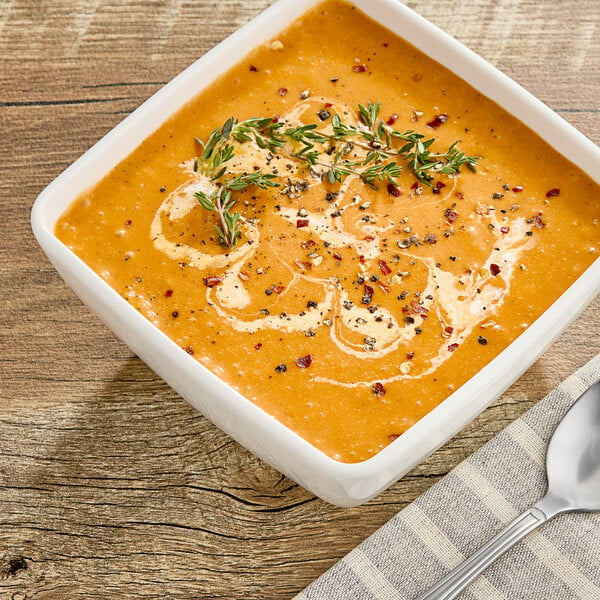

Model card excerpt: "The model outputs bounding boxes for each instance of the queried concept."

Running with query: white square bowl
[31,0,600,506]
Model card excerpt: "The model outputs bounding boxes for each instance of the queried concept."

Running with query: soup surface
[56,0,600,462]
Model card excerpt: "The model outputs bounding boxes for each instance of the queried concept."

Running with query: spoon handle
[415,495,565,600]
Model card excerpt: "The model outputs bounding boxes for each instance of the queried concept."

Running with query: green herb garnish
[195,172,280,247]
[193,102,480,247]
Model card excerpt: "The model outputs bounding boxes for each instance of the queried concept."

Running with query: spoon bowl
[546,380,600,512]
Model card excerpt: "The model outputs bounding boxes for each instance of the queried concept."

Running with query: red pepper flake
[277,87,288,96]
[406,351,415,360]
[249,65,258,72]
[447,343,459,352]
[455,191,465,199]
[238,271,249,282]
[386,113,399,125]
[361,284,374,305]
[125,219,132,227]
[359,254,366,264]
[410,300,429,315]
[410,181,420,190]
[382,42,389,48]
[203,276,223,287]
[372,382,386,397]
[300,239,316,249]
[489,263,501,276]
[546,188,560,197]
[272,116,280,123]
[325,102,334,108]
[387,183,402,197]
[295,354,313,369]
[353,64,368,73]
[165,289,173,298]
[333,252,343,261]
[532,213,546,229]
[184,346,194,355]
[427,113,448,128]
[378,259,392,275]
[442,326,454,339]
[500,226,510,234]
[296,219,309,228]
[269,284,285,294]
[432,181,447,195]
[512,185,524,193]
[445,208,458,224]
[254,343,262,350]
[363,235,376,242]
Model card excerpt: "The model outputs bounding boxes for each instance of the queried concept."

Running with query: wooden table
[1,1,598,597]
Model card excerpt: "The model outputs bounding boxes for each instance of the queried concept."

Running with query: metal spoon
[416,379,600,600]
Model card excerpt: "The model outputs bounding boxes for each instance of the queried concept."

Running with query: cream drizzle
[151,175,259,272]
[314,216,534,387]
[150,99,536,389]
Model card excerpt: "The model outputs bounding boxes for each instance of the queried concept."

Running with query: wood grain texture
[1,0,598,598]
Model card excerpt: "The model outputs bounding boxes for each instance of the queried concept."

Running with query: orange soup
[56,0,600,462]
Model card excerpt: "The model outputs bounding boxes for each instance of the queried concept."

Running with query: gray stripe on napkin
[297,354,600,600]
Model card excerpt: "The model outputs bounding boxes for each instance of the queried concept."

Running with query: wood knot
[7,556,27,576]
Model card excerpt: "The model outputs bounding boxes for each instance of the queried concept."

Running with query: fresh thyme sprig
[231,117,285,153]
[193,102,480,247]
[439,141,479,174]
[196,117,286,179]
[287,101,479,187]
[361,162,404,188]
[195,188,242,248]
[195,172,280,247]
[224,171,280,191]
[195,117,235,178]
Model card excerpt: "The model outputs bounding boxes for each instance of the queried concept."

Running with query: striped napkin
[296,354,600,600]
